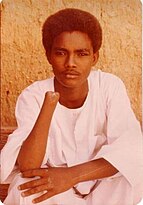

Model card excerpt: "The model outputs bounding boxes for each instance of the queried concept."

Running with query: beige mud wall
[1,0,142,127]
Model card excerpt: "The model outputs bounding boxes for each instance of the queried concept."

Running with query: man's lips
[65,74,79,79]
[63,70,80,79]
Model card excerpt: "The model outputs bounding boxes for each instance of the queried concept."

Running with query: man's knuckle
[34,186,40,192]
[21,183,28,189]
[32,169,37,175]
[44,169,49,175]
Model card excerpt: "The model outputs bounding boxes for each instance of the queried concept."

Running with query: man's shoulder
[18,77,54,102]
[90,69,124,88]
[23,77,54,94]
[90,69,121,82]
[89,70,126,101]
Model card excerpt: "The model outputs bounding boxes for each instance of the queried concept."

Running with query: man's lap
[4,173,87,205]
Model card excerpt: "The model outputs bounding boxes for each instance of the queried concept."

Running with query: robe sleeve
[1,82,46,183]
[95,77,143,188]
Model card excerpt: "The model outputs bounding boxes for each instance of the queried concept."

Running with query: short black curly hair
[42,8,102,55]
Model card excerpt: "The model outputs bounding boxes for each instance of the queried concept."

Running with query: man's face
[48,31,98,89]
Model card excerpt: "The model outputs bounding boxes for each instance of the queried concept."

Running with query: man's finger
[18,177,48,190]
[32,191,55,204]
[22,168,49,178]
[21,183,53,197]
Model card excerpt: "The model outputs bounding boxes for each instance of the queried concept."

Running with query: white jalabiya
[1,70,143,205]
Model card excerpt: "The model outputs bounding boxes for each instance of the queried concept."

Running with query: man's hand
[18,167,76,204]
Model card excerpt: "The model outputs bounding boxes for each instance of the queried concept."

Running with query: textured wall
[1,0,142,127]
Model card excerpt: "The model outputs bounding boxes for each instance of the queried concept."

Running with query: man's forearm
[17,92,59,172]
[70,158,118,185]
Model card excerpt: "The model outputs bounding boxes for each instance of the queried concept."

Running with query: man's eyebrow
[53,47,67,51]
[53,47,90,52]
[75,49,90,53]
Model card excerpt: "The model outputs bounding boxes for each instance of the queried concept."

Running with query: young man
[1,8,143,205]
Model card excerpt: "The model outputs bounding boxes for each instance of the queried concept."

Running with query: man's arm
[70,158,118,183]
[17,92,59,172]
[19,158,118,203]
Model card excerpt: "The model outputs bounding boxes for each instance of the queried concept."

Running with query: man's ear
[46,51,52,65]
[92,51,99,66]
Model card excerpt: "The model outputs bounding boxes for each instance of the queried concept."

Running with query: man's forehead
[53,31,92,44]
[51,31,93,53]
[53,47,91,52]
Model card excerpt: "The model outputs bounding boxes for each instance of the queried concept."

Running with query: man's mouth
[63,70,80,79]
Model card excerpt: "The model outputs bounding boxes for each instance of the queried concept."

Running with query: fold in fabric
[1,70,143,200]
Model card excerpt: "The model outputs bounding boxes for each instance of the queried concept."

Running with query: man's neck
[54,79,89,109]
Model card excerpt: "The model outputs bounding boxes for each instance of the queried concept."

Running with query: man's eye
[78,53,89,56]
[55,51,66,56]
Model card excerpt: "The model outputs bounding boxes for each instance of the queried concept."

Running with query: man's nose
[65,54,76,68]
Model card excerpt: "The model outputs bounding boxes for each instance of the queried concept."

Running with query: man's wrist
[68,166,82,185]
